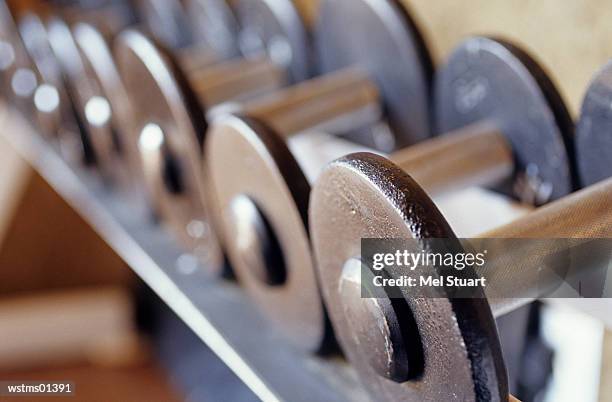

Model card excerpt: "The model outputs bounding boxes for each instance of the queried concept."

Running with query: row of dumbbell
[1,0,611,401]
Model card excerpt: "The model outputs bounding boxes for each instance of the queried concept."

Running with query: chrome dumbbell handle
[479,176,612,316]
[188,57,284,108]
[241,67,519,199]
[244,68,382,136]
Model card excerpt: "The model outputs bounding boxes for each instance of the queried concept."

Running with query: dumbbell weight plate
[436,37,575,203]
[206,0,434,352]
[185,0,240,60]
[46,17,96,164]
[207,115,330,352]
[73,23,135,186]
[115,30,223,271]
[575,60,612,187]
[309,152,507,401]
[138,0,193,49]
[235,0,311,83]
[316,0,433,150]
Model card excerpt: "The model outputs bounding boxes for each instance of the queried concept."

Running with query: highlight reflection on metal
[11,67,37,98]
[34,84,60,114]
[84,96,111,127]
[139,122,164,152]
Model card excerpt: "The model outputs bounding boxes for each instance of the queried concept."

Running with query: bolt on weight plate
[575,60,612,187]
[309,153,508,402]
[435,37,576,203]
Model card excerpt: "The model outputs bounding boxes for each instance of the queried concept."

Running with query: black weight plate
[309,152,508,402]
[435,37,576,203]
[316,0,433,150]
[575,60,612,187]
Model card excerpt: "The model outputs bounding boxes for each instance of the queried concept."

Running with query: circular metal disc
[47,17,98,164]
[115,29,223,273]
[435,37,575,203]
[235,0,311,83]
[73,23,135,186]
[18,14,81,153]
[309,152,508,401]
[206,115,330,352]
[138,0,193,49]
[316,0,433,149]
[575,60,612,187]
[185,0,240,60]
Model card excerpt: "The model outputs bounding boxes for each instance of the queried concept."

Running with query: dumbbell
[114,0,311,271]
[206,2,575,352]
[308,61,612,402]
[68,2,226,187]
[36,2,191,171]
[70,0,308,186]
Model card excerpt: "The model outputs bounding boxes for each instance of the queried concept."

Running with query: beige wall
[302,0,611,116]
[402,0,612,116]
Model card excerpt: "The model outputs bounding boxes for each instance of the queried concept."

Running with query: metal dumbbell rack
[0,1,371,400]
[0,106,371,402]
